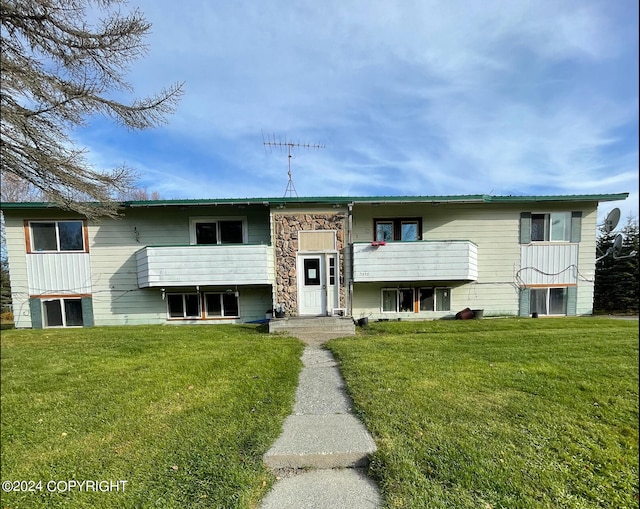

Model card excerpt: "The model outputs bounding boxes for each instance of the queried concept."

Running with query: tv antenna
[262,132,325,197]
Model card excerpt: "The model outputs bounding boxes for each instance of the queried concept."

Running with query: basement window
[167,294,201,318]
[42,298,84,327]
[166,292,240,319]
[204,293,240,318]
[381,288,415,312]
[530,287,568,315]
[419,288,451,311]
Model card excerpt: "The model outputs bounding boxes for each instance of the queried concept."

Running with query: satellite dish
[612,233,623,256]
[604,208,621,233]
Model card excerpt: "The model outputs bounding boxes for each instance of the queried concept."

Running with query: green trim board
[1,193,629,211]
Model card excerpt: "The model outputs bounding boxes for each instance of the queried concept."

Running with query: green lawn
[329,318,639,509]
[0,325,303,509]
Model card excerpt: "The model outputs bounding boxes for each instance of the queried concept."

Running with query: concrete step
[269,317,355,336]
[263,414,377,469]
[259,469,381,509]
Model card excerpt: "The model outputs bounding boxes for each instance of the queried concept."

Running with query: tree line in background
[594,217,639,314]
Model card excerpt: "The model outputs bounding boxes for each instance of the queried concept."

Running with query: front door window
[304,258,321,285]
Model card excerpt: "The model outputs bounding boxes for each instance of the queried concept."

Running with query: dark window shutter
[566,286,577,315]
[29,299,43,329]
[570,211,582,243]
[81,297,94,327]
[519,288,530,317]
[520,213,531,244]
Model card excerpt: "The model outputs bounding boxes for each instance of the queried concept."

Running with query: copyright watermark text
[2,479,127,493]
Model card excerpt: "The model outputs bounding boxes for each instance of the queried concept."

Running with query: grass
[329,318,639,509]
[0,325,303,509]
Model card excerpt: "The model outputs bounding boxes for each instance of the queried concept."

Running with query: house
[1,193,628,328]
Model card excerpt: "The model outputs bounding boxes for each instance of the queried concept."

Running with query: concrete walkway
[260,339,381,509]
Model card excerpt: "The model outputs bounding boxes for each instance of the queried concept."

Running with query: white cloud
[71,0,638,220]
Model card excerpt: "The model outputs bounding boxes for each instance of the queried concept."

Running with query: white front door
[298,255,326,315]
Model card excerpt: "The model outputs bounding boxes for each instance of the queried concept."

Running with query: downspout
[269,205,278,315]
[347,202,354,317]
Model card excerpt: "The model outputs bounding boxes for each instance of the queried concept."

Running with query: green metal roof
[0,193,629,210]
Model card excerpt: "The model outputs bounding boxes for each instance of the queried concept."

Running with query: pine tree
[594,217,639,313]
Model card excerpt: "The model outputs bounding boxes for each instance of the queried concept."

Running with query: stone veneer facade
[273,212,347,316]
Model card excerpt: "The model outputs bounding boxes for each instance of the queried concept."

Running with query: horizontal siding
[27,253,92,294]
[3,215,31,327]
[92,286,272,326]
[577,207,598,314]
[352,203,520,285]
[137,245,274,287]
[351,281,519,321]
[87,206,271,324]
[353,241,477,282]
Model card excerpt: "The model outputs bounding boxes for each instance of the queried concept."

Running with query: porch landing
[269,316,356,344]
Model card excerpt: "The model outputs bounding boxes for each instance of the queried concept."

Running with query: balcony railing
[352,240,478,283]
[136,244,274,288]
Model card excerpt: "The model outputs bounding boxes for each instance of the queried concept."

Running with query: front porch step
[269,317,355,337]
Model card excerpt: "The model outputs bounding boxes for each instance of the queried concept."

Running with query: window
[419,287,451,312]
[167,294,201,318]
[530,287,568,315]
[30,221,85,252]
[167,292,240,319]
[382,289,400,312]
[531,213,571,242]
[374,218,421,242]
[381,288,416,313]
[42,298,84,327]
[419,288,434,311]
[304,258,321,286]
[329,257,336,285]
[204,293,239,317]
[435,288,451,311]
[191,218,245,245]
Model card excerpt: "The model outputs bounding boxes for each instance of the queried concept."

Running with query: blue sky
[78,0,638,225]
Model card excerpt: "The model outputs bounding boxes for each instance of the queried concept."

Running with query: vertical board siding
[519,244,579,285]
[27,253,92,295]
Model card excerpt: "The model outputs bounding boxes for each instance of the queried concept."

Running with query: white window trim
[381,288,415,313]
[189,217,248,245]
[42,298,84,328]
[166,293,201,319]
[531,212,572,243]
[204,292,240,318]
[530,287,569,316]
[29,220,86,253]
[418,287,452,312]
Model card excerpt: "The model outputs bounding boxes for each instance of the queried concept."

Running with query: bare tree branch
[1,0,183,218]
